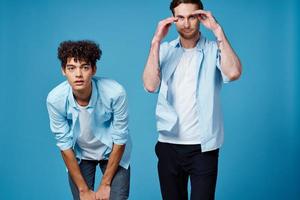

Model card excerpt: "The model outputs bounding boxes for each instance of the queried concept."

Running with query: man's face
[62,57,96,93]
[174,3,200,40]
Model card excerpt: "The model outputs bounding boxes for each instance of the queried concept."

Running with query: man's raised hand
[192,10,220,32]
[152,17,178,44]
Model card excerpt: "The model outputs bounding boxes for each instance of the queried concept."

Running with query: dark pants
[68,160,130,200]
[155,142,219,200]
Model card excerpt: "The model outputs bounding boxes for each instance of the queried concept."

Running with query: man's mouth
[183,29,192,33]
[74,80,84,85]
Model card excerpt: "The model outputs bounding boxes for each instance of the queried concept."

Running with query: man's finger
[192,9,209,15]
[193,10,213,19]
[199,14,207,20]
[161,17,178,26]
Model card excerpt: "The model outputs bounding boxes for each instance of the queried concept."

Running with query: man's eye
[178,16,184,21]
[83,66,90,70]
[67,67,75,71]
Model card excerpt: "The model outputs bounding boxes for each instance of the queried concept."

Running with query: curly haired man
[46,40,131,200]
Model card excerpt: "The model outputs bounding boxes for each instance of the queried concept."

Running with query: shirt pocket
[94,108,112,126]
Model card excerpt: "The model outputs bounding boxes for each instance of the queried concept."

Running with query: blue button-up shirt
[46,77,131,169]
[156,35,230,152]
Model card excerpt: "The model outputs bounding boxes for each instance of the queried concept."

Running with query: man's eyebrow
[66,64,76,67]
[80,62,91,67]
[175,14,196,18]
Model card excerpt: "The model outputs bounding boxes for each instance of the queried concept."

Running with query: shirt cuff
[57,140,73,151]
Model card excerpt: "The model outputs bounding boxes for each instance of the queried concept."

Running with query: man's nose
[75,68,82,77]
[184,18,190,28]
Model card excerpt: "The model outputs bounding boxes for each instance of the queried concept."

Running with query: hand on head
[191,10,220,31]
[152,17,178,44]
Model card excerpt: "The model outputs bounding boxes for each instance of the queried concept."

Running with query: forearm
[61,149,89,193]
[143,40,161,93]
[100,144,125,186]
[213,25,242,80]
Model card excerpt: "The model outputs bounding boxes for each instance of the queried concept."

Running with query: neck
[73,83,92,107]
[180,32,200,49]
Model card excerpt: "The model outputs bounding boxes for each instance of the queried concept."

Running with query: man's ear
[92,66,97,75]
[61,67,66,76]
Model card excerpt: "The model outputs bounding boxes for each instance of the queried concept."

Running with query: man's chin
[179,31,198,40]
[72,85,87,93]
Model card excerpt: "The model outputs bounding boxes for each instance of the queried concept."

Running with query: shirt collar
[68,78,98,109]
[170,32,205,51]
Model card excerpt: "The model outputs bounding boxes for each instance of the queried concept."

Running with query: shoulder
[160,38,179,50]
[93,77,126,98]
[46,81,70,108]
[159,38,180,62]
[201,36,218,52]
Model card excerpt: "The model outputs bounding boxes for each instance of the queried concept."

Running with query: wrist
[78,185,89,193]
[100,180,111,187]
[212,24,223,39]
[100,177,112,187]
[151,37,161,45]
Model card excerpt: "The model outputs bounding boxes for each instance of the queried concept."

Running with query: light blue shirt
[155,35,230,152]
[46,77,131,169]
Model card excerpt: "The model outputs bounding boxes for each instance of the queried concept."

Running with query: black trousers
[155,142,219,200]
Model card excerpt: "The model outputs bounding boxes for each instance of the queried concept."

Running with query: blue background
[1,0,299,199]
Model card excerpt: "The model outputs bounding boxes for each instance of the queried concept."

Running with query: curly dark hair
[57,40,102,68]
[170,0,203,15]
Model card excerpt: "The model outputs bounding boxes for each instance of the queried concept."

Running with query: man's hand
[192,10,221,33]
[79,189,96,200]
[193,10,242,80]
[152,17,178,44]
[95,184,111,200]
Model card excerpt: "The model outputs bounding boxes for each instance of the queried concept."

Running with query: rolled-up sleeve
[46,100,73,151]
[111,88,129,145]
[216,48,230,84]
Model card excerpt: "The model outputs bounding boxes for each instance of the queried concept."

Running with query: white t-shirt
[76,104,107,160]
[168,47,201,144]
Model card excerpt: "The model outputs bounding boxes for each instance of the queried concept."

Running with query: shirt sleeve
[46,100,73,151]
[216,48,231,84]
[159,42,168,67]
[111,88,129,145]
